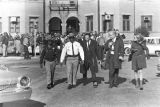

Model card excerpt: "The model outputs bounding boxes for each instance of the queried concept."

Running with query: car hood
[0,71,21,84]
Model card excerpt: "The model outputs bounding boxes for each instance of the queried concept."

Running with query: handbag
[128,52,133,62]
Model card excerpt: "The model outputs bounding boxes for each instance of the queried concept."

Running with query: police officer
[60,32,84,89]
[40,40,58,89]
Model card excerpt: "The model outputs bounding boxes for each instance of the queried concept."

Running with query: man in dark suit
[105,30,124,88]
[80,33,101,88]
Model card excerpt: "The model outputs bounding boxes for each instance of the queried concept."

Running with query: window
[123,15,130,31]
[0,17,2,33]
[9,17,20,33]
[29,17,39,33]
[102,15,114,32]
[141,15,152,31]
[86,15,93,32]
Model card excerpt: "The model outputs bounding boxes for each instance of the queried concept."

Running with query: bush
[135,26,150,37]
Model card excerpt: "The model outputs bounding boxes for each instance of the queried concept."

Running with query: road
[1,56,160,107]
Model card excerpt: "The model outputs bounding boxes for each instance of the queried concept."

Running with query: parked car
[124,37,160,56]
[145,37,160,56]
[0,65,32,103]
[124,40,131,55]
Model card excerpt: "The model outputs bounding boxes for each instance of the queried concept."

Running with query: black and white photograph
[0,0,160,107]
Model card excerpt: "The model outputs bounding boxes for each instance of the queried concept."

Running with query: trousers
[2,44,7,57]
[109,55,119,85]
[45,60,56,84]
[66,57,79,85]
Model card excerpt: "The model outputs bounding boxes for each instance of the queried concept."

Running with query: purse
[128,53,133,62]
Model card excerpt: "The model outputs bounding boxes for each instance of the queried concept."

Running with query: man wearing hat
[40,40,58,89]
[60,32,84,89]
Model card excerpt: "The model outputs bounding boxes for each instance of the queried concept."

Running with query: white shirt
[60,41,84,62]
[110,37,116,54]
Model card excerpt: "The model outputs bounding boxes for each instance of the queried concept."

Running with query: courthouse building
[0,0,160,39]
[46,0,160,39]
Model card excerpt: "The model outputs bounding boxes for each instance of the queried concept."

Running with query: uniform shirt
[40,46,58,64]
[60,41,84,63]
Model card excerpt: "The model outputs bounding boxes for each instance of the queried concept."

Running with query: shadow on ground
[156,73,160,77]
[130,78,149,85]
[54,78,67,86]
[76,77,105,86]
[104,76,127,85]
[0,100,46,107]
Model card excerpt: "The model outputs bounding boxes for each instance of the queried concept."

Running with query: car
[124,40,131,55]
[0,64,32,103]
[124,37,160,56]
[145,37,160,56]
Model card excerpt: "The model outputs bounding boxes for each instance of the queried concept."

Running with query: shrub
[135,26,150,37]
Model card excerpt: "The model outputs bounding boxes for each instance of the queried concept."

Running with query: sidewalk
[0,56,39,65]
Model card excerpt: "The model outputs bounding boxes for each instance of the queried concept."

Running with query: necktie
[87,41,89,50]
[72,43,74,55]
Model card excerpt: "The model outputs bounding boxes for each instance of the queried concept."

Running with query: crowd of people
[0,29,149,91]
[39,29,149,91]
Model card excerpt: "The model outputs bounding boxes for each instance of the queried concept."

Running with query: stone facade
[0,0,44,34]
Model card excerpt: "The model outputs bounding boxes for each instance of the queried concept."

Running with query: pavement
[1,56,160,107]
[0,56,39,65]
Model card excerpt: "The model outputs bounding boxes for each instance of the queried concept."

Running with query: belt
[67,55,79,57]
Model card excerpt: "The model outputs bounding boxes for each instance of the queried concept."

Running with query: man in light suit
[105,30,124,88]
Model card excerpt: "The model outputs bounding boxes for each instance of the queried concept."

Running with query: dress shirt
[110,37,116,55]
[87,40,91,49]
[60,41,84,62]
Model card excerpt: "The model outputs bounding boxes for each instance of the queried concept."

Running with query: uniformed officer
[40,40,58,89]
[60,32,84,89]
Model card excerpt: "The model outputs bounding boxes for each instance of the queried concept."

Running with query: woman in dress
[131,34,149,90]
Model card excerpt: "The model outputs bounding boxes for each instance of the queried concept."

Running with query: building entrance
[66,17,79,34]
[49,17,62,34]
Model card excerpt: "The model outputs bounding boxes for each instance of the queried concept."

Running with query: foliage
[135,26,150,37]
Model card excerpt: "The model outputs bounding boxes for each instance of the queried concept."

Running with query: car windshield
[146,38,160,44]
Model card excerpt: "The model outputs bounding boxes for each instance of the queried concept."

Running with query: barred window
[9,16,20,33]
[102,15,114,32]
[29,17,39,33]
[123,15,130,31]
[86,15,93,32]
[141,15,152,31]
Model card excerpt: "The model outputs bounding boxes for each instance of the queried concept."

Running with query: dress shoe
[93,82,98,88]
[67,84,72,89]
[47,83,54,89]
[113,83,118,88]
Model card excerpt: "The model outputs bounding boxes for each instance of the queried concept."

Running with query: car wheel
[156,51,160,57]
[124,47,131,55]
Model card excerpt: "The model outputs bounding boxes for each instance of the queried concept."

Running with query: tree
[135,26,150,37]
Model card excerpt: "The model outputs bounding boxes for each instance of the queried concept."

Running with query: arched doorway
[49,17,62,34]
[66,17,79,35]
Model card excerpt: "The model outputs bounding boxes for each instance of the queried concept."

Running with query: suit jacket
[105,37,124,69]
[80,39,100,74]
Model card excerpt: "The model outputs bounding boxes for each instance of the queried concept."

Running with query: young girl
[131,34,149,90]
